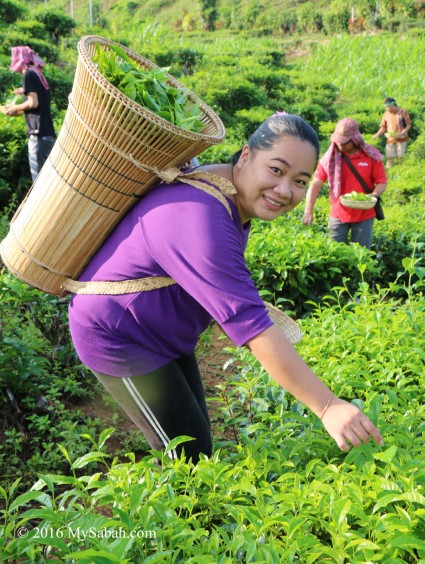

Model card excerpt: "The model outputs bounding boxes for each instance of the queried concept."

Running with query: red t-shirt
[315,151,387,223]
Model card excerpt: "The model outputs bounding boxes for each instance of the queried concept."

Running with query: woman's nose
[274,178,292,200]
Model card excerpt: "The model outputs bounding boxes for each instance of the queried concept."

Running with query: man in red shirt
[303,118,387,249]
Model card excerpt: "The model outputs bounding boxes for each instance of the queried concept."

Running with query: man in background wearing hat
[4,46,56,181]
[303,118,387,250]
[373,97,411,168]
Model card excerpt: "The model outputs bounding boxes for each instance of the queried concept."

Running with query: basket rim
[340,195,376,209]
[264,302,303,344]
[77,35,226,144]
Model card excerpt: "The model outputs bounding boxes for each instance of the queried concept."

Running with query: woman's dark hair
[231,113,320,165]
[384,96,397,106]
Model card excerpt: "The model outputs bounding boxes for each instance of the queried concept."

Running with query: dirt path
[198,322,234,399]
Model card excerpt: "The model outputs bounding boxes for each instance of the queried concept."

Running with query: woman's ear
[239,144,251,165]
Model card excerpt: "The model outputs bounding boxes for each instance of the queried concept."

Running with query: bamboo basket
[0,35,225,295]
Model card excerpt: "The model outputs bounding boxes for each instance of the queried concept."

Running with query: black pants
[92,354,212,463]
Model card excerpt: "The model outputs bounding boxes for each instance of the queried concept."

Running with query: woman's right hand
[321,396,384,452]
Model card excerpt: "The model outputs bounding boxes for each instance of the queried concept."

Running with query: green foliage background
[0,0,424,561]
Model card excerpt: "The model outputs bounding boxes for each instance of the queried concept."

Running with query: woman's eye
[295,179,308,188]
[271,167,282,175]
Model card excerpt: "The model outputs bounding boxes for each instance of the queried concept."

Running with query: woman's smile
[262,193,286,209]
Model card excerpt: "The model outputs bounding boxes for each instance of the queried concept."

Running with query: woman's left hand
[321,396,384,452]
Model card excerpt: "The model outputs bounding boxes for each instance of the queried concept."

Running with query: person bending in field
[67,112,384,462]
[303,118,387,250]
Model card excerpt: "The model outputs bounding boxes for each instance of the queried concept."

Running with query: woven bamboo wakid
[0,35,225,295]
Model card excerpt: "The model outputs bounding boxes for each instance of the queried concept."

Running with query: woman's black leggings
[92,353,212,463]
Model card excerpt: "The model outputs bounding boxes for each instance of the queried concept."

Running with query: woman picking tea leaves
[68,113,383,462]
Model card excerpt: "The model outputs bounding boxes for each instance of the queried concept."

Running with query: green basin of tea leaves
[342,191,374,202]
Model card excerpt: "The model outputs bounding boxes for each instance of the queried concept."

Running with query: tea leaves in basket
[343,191,374,201]
[93,43,204,132]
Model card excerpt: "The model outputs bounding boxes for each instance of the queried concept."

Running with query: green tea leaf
[367,394,382,426]
[373,490,425,512]
[388,533,425,550]
[108,42,133,65]
[66,548,123,562]
[142,90,160,111]
[164,435,195,454]
[9,491,52,512]
[373,444,397,463]
[98,428,115,450]
[71,451,107,469]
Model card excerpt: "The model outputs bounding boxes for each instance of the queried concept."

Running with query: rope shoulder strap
[62,275,176,295]
[177,170,236,217]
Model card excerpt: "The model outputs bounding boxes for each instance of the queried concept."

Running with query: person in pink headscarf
[5,46,56,181]
[302,118,387,249]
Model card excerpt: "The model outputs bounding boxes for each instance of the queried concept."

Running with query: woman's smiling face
[233,136,317,224]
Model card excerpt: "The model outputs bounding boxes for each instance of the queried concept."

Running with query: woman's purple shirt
[68,180,273,376]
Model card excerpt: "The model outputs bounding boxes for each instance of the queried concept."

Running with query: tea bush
[0,284,423,562]
[0,0,26,24]
[0,30,59,63]
[408,132,425,160]
[0,114,31,209]
[0,272,104,485]
[322,8,351,35]
[192,70,269,125]
[246,214,381,315]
